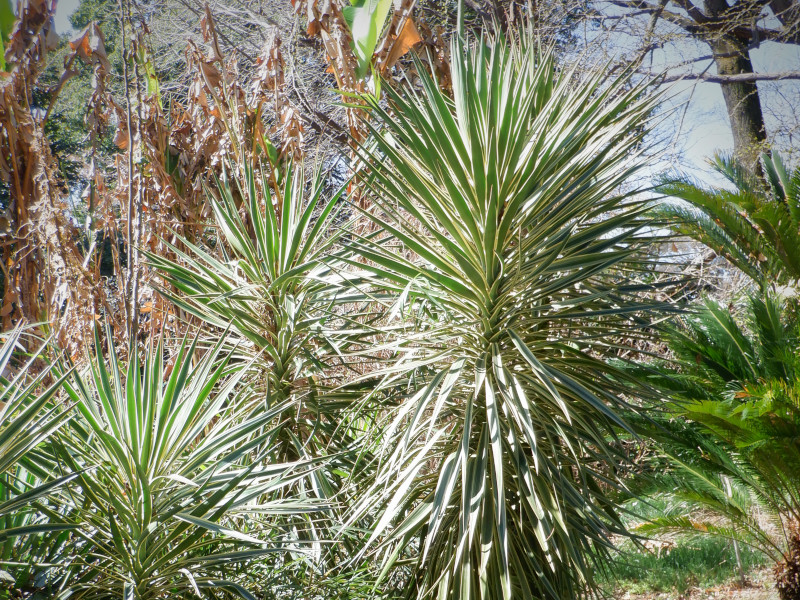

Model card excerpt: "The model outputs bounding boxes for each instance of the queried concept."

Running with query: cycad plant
[629,294,800,599]
[342,32,669,600]
[657,152,800,289]
[45,330,318,599]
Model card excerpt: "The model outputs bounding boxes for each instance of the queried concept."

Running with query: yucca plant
[146,161,376,586]
[0,328,76,593]
[41,329,320,599]
[340,31,670,600]
[145,152,411,597]
[656,152,800,290]
[147,163,362,458]
[0,327,72,508]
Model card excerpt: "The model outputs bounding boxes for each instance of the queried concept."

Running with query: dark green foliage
[627,292,800,573]
[656,153,800,289]
[70,0,121,35]
[644,294,799,399]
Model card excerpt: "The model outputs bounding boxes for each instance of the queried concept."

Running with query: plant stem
[118,0,136,342]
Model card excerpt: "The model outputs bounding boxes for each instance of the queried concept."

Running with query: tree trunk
[711,34,768,174]
[703,0,768,175]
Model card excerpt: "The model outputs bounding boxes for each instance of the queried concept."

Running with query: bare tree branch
[659,69,800,82]
[603,0,791,43]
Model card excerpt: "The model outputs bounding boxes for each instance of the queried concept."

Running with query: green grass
[600,536,768,596]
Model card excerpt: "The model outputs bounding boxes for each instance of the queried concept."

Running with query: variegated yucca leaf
[0,327,75,521]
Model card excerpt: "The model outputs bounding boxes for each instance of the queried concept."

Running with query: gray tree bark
[704,0,769,173]
[710,32,768,172]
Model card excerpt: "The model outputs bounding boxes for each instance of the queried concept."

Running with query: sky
[658,40,800,182]
[51,0,799,184]
[54,0,81,34]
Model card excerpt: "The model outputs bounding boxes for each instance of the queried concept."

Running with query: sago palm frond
[626,292,800,568]
[656,153,800,289]
[340,32,670,600]
[653,294,798,401]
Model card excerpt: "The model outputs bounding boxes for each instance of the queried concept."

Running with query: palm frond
[628,290,800,569]
[656,152,800,288]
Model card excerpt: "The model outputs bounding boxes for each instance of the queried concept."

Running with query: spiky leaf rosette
[148,163,347,403]
[49,329,320,599]
[148,162,371,466]
[341,33,668,600]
